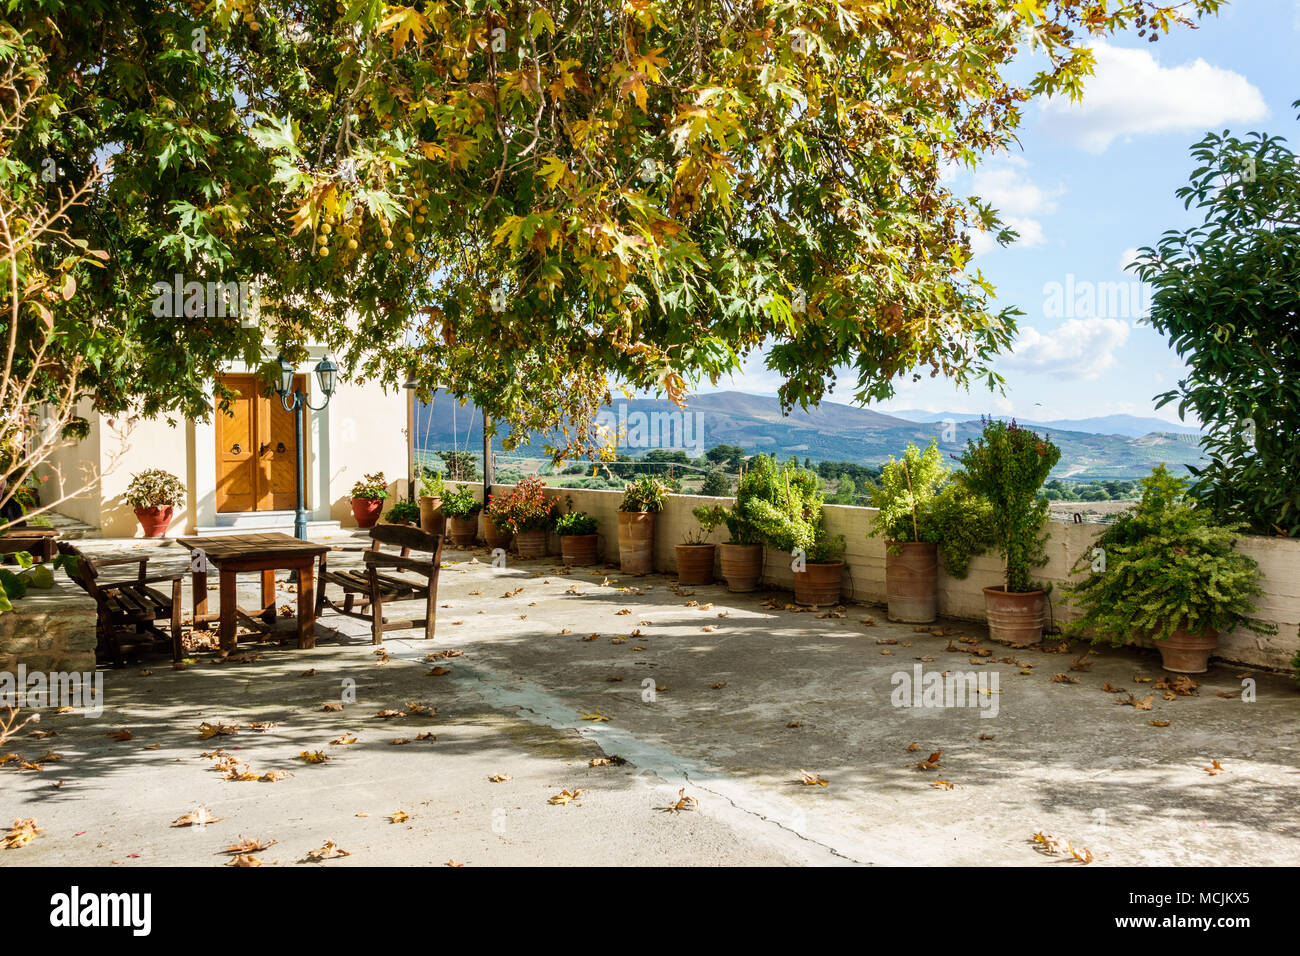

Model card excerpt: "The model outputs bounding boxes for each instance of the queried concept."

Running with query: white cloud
[1000,317,1131,380]
[1118,246,1141,272]
[1040,41,1269,154]
[967,160,1061,253]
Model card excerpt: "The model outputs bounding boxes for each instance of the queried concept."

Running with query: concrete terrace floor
[4,535,1300,867]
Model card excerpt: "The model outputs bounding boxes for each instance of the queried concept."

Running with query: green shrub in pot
[1064,464,1275,672]
[555,511,598,536]
[441,485,482,519]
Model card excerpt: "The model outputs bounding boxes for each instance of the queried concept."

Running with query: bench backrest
[366,524,442,557]
[56,541,96,592]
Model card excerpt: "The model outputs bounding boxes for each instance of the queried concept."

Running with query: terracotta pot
[886,541,938,623]
[794,560,843,606]
[350,497,383,529]
[560,533,599,567]
[617,511,656,576]
[419,495,445,535]
[134,505,174,538]
[983,586,1047,644]
[514,528,548,558]
[447,514,478,547]
[719,542,762,592]
[1157,627,1220,674]
[675,543,716,586]
[482,515,512,550]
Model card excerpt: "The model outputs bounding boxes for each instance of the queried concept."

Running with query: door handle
[276,442,287,453]
[260,442,270,456]
[231,443,241,454]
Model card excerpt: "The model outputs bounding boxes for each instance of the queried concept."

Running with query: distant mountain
[884,409,1202,439]
[415,390,1207,481]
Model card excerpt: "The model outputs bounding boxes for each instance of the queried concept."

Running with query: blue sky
[701,0,1295,425]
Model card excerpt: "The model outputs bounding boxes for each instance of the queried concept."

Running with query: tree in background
[1134,100,1300,536]
[435,449,480,481]
[705,444,746,470]
[699,468,731,497]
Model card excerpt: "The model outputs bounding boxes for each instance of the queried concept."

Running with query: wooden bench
[0,527,59,563]
[315,525,443,644]
[57,542,185,665]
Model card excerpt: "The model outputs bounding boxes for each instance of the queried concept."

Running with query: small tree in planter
[418,471,447,534]
[123,469,185,538]
[383,500,421,526]
[617,475,670,575]
[442,485,482,547]
[696,455,778,592]
[958,419,1060,643]
[747,459,844,606]
[869,441,993,622]
[487,476,559,557]
[555,510,599,567]
[1064,464,1275,673]
[349,472,389,529]
[676,505,722,586]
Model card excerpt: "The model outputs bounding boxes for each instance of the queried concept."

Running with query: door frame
[193,355,333,530]
[214,372,308,513]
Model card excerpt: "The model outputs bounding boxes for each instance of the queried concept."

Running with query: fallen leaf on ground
[798,770,829,787]
[305,840,350,861]
[171,808,221,828]
[916,750,943,771]
[2,819,41,848]
[489,773,512,783]
[548,788,585,805]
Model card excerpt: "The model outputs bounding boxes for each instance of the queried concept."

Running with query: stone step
[37,511,100,539]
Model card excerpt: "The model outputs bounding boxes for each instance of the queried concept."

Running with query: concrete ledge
[0,578,97,673]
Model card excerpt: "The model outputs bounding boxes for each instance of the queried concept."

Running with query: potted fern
[958,419,1060,644]
[1064,465,1275,673]
[349,471,389,529]
[442,485,482,546]
[617,475,670,575]
[123,469,185,538]
[556,511,599,566]
[869,441,993,622]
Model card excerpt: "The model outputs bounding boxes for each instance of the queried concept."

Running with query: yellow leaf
[378,5,430,55]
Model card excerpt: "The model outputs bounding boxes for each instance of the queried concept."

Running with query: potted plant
[442,485,482,546]
[958,419,1061,644]
[384,499,421,526]
[123,469,185,537]
[698,456,778,592]
[747,459,845,606]
[486,476,557,558]
[349,471,389,529]
[1064,465,1275,673]
[869,441,992,623]
[677,506,720,585]
[556,511,599,566]
[617,475,670,575]
[418,471,446,534]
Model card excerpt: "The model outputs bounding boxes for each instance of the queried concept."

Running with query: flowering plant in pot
[486,476,558,557]
[441,485,482,546]
[675,505,722,586]
[349,472,389,529]
[869,441,993,623]
[123,469,185,537]
[958,419,1060,644]
[418,472,447,534]
[617,475,670,575]
[1064,465,1274,673]
[555,510,599,566]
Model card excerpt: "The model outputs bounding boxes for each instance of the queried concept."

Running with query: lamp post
[403,379,417,505]
[275,354,338,540]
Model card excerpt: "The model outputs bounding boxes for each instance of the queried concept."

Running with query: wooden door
[215,374,307,513]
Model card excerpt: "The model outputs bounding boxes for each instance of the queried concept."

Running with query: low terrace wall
[457,482,1300,672]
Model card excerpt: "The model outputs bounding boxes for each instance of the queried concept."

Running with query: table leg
[296,559,315,650]
[219,569,237,651]
[260,568,277,622]
[193,569,209,630]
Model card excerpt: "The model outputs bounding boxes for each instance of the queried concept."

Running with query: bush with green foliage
[1064,465,1276,646]
[555,511,598,536]
[1133,105,1300,537]
[958,419,1061,592]
[0,550,64,614]
[123,469,186,508]
[619,475,671,513]
[419,472,446,499]
[384,500,421,524]
[699,468,732,497]
[868,441,992,578]
[441,485,482,519]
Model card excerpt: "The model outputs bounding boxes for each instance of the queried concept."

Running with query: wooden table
[0,527,59,563]
[176,533,329,651]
